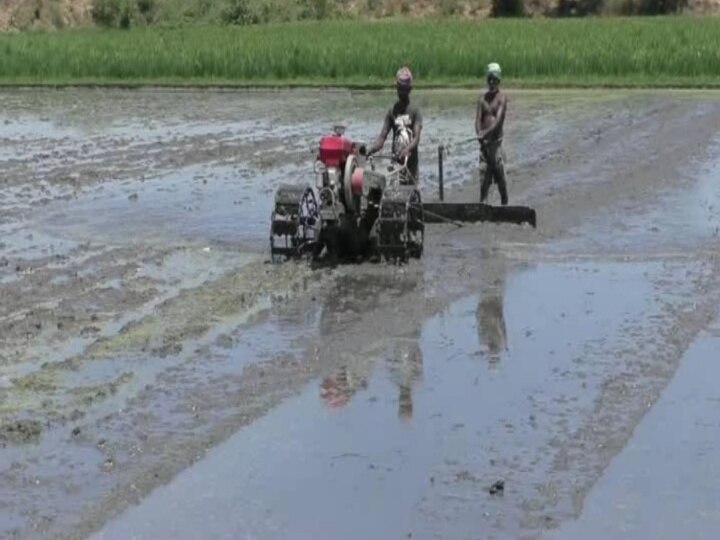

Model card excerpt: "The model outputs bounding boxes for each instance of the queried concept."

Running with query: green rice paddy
[1,17,719,87]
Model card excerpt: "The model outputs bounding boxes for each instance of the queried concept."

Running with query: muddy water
[2,88,720,540]
[547,320,720,540]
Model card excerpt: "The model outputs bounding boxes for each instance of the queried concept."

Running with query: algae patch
[0,418,42,445]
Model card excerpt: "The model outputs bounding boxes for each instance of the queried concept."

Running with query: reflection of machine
[316,273,423,414]
[319,365,369,409]
[318,339,424,419]
[269,125,423,263]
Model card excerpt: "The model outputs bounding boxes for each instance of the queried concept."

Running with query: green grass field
[2,17,720,87]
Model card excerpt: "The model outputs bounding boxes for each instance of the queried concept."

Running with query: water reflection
[319,364,370,409]
[386,338,423,421]
[476,255,509,363]
[317,271,424,418]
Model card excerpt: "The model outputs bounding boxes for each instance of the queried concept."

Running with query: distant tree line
[90,0,337,27]
[491,0,689,16]
[91,0,156,28]
[89,0,692,28]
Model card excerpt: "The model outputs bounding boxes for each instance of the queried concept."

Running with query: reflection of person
[386,338,423,420]
[476,257,508,361]
[477,294,507,357]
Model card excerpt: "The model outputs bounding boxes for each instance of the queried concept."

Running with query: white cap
[487,62,501,79]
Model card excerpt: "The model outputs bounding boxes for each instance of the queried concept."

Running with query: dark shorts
[479,140,506,176]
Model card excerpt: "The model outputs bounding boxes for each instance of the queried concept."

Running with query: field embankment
[1,18,720,87]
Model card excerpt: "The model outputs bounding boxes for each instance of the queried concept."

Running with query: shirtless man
[366,66,423,184]
[475,62,508,205]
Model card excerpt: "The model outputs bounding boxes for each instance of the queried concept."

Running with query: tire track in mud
[436,96,720,538]
[388,252,720,540]
[53,266,446,540]
[0,256,331,539]
[2,259,450,540]
[516,257,720,537]
[3,257,314,418]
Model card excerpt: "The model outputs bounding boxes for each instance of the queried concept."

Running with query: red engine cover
[318,134,353,168]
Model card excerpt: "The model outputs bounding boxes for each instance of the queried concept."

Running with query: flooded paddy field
[1,87,720,539]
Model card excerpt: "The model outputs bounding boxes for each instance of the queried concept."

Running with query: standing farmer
[475,62,508,205]
[366,66,423,184]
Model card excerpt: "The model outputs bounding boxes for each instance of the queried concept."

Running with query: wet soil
[1,87,720,539]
